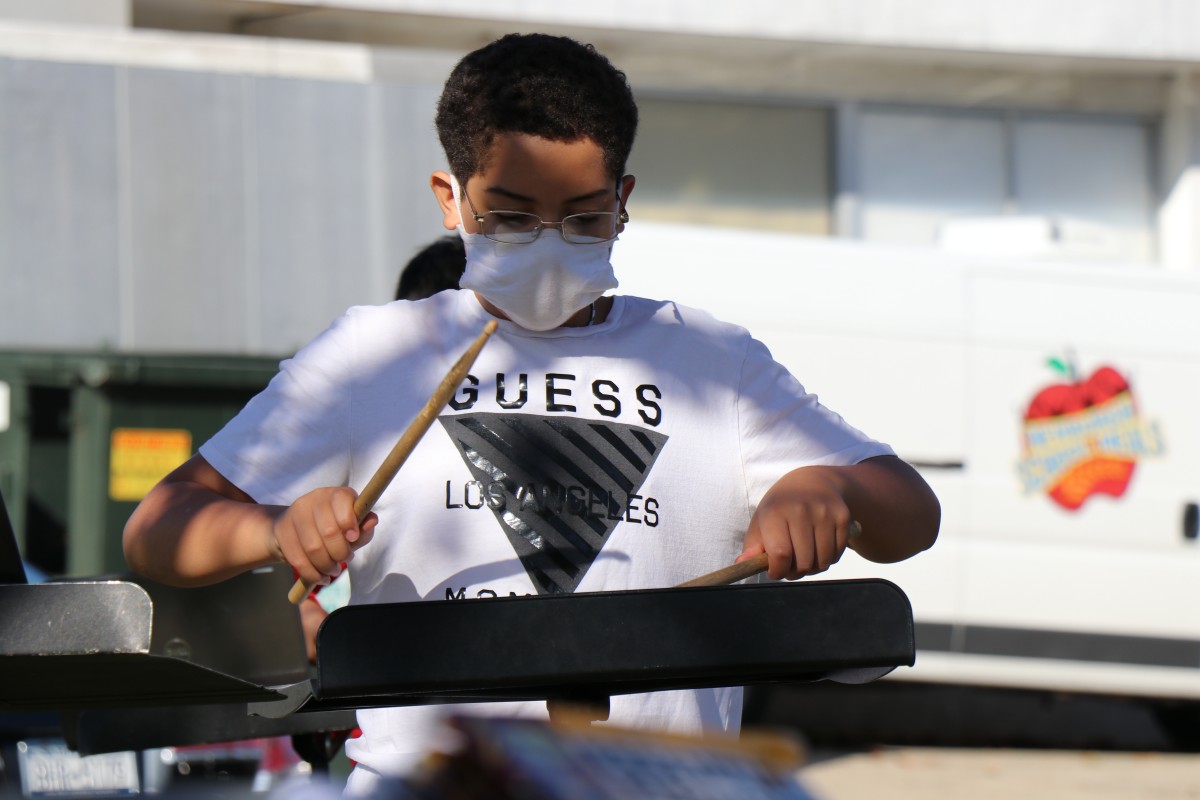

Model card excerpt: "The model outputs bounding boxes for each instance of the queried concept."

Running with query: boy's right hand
[270,486,378,588]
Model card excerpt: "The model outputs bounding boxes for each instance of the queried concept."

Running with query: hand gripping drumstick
[675,520,862,588]
[287,320,500,604]
[548,519,863,725]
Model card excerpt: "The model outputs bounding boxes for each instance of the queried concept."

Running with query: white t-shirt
[200,289,893,790]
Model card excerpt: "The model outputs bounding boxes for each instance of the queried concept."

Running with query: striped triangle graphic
[439,412,668,595]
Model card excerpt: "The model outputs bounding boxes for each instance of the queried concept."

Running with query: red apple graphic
[1023,361,1136,511]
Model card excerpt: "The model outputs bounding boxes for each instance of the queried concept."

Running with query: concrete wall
[0,0,128,27]
[138,0,1200,65]
[0,26,452,355]
[1160,73,1200,271]
[2,10,1198,356]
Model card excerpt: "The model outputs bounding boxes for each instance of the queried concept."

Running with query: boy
[124,33,939,794]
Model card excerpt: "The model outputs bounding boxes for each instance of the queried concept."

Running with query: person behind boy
[124,33,939,794]
[394,235,465,301]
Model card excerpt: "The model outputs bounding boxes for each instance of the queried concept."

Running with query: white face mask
[451,177,619,331]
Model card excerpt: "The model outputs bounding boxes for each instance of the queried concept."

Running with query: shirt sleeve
[199,311,358,506]
[736,335,895,508]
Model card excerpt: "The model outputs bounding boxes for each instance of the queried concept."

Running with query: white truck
[615,221,1200,709]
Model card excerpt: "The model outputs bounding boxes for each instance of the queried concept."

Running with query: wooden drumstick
[287,320,500,604]
[675,520,862,588]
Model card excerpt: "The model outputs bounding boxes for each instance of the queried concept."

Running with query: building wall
[137,0,1200,65]
[1,13,1198,355]
[0,26,451,355]
[1160,73,1200,272]
[0,0,128,28]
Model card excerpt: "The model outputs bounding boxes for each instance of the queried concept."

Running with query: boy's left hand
[737,467,855,580]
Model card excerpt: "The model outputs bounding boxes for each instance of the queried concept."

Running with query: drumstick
[675,520,862,588]
[287,320,499,604]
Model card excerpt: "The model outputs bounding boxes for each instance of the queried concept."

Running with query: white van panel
[615,222,968,338]
[968,264,1200,357]
[752,329,968,465]
[616,222,1200,700]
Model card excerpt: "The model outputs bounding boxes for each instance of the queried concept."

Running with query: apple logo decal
[1018,358,1163,511]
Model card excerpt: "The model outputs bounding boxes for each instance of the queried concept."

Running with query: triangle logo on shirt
[439,412,668,595]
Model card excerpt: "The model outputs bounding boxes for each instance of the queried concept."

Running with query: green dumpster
[0,351,281,577]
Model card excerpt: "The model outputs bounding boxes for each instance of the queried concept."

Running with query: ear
[430,171,460,231]
[617,174,636,231]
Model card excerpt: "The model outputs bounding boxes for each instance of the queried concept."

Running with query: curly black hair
[435,33,638,183]
[395,235,465,301]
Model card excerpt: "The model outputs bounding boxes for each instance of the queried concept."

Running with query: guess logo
[439,412,668,594]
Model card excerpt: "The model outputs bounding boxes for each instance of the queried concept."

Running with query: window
[857,109,1007,247]
[628,97,831,235]
[854,106,1156,263]
[1014,116,1154,263]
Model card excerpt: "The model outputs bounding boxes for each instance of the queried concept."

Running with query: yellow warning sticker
[109,428,193,501]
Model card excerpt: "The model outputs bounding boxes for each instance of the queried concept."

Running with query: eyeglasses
[462,191,629,245]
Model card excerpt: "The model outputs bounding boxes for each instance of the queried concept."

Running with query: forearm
[831,455,940,563]
[123,479,283,587]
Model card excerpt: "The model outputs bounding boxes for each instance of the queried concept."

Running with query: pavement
[798,747,1200,800]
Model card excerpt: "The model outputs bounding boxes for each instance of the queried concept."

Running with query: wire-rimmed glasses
[463,191,629,244]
